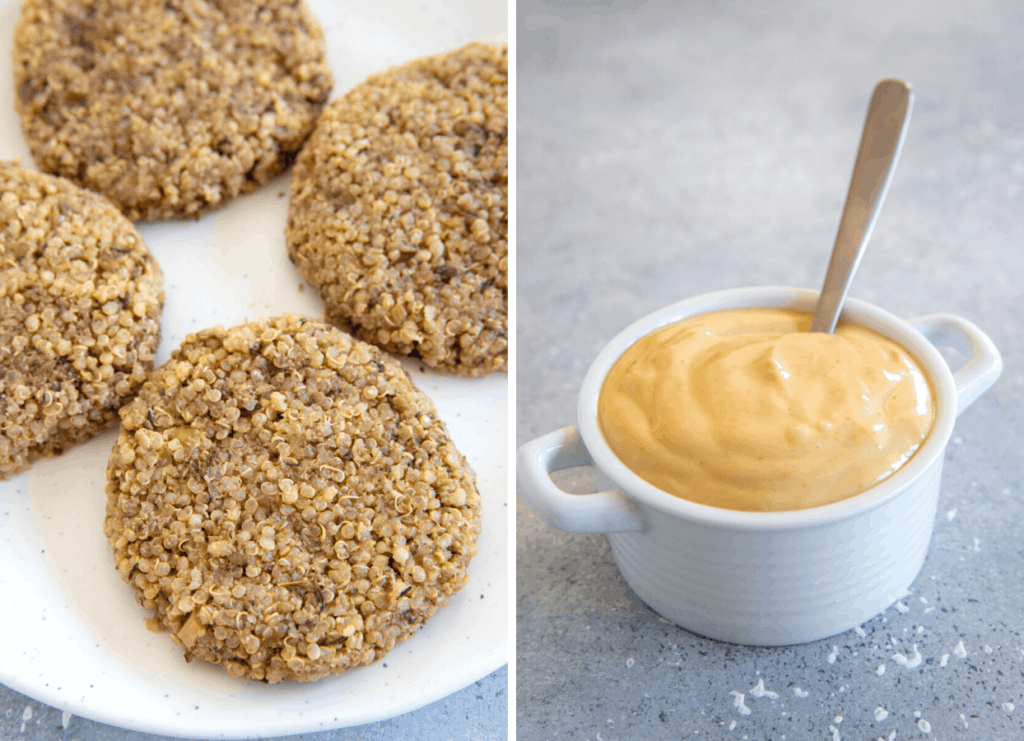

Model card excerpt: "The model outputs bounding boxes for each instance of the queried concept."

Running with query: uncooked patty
[13,0,333,222]
[104,315,481,683]
[286,43,508,377]
[0,162,164,480]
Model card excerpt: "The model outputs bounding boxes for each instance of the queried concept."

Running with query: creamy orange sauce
[597,308,934,512]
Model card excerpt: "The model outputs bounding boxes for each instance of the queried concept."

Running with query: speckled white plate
[0,1,508,737]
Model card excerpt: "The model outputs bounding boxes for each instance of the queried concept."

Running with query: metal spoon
[810,78,914,333]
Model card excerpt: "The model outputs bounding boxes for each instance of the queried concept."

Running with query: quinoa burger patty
[286,43,508,377]
[104,315,481,683]
[13,0,333,222]
[0,162,164,480]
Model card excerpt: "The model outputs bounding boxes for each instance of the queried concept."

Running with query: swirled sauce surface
[597,308,934,512]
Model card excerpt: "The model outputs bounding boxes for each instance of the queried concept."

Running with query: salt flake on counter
[953,640,967,658]
[792,687,809,698]
[875,664,886,676]
[984,645,993,654]
[875,707,889,721]
[1003,702,1014,712]
[829,724,841,741]
[749,678,778,699]
[940,653,949,667]
[917,718,931,733]
[730,691,752,715]
[892,644,922,669]
[827,645,839,664]
[729,720,737,730]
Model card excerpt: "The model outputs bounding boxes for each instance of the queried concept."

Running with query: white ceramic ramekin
[518,286,1002,646]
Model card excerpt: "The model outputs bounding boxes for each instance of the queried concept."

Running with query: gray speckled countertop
[517,0,1024,739]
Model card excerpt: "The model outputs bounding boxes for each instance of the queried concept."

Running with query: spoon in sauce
[810,78,914,333]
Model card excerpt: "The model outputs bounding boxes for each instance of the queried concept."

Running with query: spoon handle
[811,79,914,333]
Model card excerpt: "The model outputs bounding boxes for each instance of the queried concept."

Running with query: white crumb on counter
[984,645,993,654]
[1003,702,1015,712]
[829,724,841,741]
[876,663,886,676]
[792,687,809,698]
[895,601,910,613]
[749,678,778,699]
[874,707,889,722]
[954,640,967,658]
[827,645,839,664]
[729,720,737,730]
[893,644,922,668]
[917,718,931,733]
[940,653,949,667]
[730,691,752,715]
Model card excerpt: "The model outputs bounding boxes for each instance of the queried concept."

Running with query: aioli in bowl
[597,308,934,512]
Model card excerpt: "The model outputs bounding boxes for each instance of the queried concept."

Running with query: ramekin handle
[517,426,644,533]
[911,313,1003,415]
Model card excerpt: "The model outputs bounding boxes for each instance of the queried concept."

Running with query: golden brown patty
[13,0,333,222]
[104,315,481,683]
[0,163,164,480]
[287,43,508,377]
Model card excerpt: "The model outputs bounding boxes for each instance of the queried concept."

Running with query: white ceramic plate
[0,1,508,737]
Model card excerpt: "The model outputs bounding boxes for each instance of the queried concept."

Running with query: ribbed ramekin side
[606,459,943,645]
